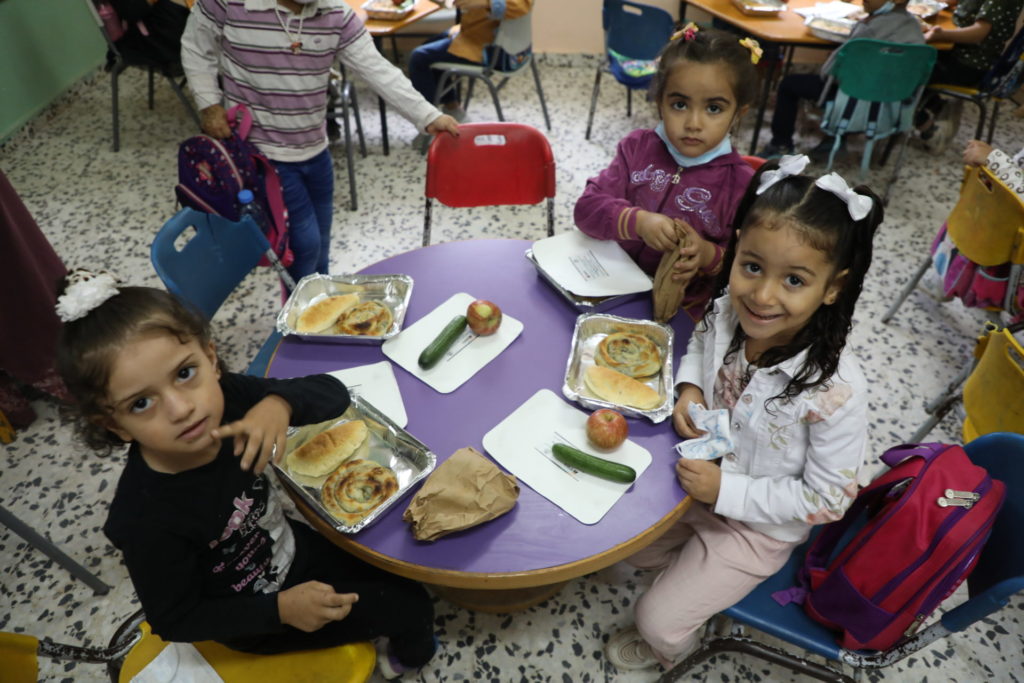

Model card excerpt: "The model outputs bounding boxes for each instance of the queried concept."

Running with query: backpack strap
[226,104,254,140]
[879,442,949,468]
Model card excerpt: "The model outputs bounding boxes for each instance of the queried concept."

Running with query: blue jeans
[408,34,479,104]
[272,148,334,281]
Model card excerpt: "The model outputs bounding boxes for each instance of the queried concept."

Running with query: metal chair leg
[882,131,913,206]
[881,255,931,323]
[627,86,633,117]
[986,99,1000,144]
[0,504,110,595]
[348,82,367,158]
[659,636,854,683]
[165,74,201,131]
[910,395,961,443]
[546,197,555,237]
[111,67,122,152]
[530,59,551,130]
[423,197,433,247]
[339,85,358,212]
[924,363,973,414]
[482,76,505,121]
[585,67,602,140]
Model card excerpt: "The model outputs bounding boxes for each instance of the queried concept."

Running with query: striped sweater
[181,0,442,162]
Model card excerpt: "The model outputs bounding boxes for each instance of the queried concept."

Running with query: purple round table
[262,239,696,611]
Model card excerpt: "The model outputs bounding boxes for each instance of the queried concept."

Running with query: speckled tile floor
[2,54,1022,682]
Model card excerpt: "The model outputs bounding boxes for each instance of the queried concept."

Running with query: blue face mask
[871,1,895,14]
[655,121,733,168]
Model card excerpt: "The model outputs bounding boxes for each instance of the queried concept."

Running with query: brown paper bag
[652,220,691,322]
[402,446,519,542]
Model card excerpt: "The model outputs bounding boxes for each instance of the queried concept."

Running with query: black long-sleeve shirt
[103,373,349,643]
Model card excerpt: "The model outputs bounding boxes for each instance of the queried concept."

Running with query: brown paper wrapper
[652,221,691,322]
[402,446,519,542]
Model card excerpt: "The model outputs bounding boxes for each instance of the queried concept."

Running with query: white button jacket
[675,295,868,542]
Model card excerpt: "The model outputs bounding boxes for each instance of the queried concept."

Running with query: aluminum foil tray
[274,395,436,534]
[525,248,647,313]
[277,273,413,345]
[562,313,674,423]
[732,0,785,16]
[807,17,856,42]
[908,0,946,19]
[362,0,414,20]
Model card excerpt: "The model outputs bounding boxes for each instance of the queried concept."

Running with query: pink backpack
[931,222,1023,317]
[175,105,293,268]
[800,443,1005,651]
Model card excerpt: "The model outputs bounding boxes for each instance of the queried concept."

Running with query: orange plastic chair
[0,610,375,683]
[423,122,555,246]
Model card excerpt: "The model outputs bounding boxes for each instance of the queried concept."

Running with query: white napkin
[130,642,223,683]
[532,231,652,297]
[793,1,861,19]
[328,361,408,427]
[674,402,734,460]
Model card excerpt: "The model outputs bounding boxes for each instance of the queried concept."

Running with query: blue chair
[151,208,294,320]
[660,432,1024,683]
[585,0,675,140]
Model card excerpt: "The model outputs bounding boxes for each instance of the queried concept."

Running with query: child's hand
[673,384,707,438]
[200,105,231,139]
[963,139,993,166]
[635,211,679,252]
[675,458,721,504]
[278,581,359,633]
[924,26,943,42]
[426,114,460,138]
[670,221,717,283]
[211,394,292,474]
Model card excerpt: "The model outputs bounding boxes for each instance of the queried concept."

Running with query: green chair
[818,39,937,201]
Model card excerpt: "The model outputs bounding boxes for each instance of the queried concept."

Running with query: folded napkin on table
[403,446,519,542]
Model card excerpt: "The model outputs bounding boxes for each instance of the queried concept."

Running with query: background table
[681,0,955,153]
[259,239,696,611]
[346,0,445,155]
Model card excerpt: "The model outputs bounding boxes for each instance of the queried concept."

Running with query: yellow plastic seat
[961,324,1024,441]
[883,165,1024,324]
[2,614,375,683]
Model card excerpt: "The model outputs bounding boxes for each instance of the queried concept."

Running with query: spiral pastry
[321,459,399,525]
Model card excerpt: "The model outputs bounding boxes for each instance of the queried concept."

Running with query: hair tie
[756,154,809,195]
[56,269,121,322]
[739,37,762,64]
[815,172,874,221]
[670,22,699,42]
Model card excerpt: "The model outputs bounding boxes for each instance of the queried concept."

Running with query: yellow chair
[1,610,375,683]
[911,321,1024,442]
[883,164,1024,323]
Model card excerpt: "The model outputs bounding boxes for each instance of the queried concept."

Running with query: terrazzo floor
[2,52,1022,682]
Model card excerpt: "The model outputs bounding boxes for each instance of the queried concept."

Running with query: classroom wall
[532,0,681,54]
[0,0,106,143]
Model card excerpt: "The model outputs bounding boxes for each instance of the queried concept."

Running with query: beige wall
[533,0,683,54]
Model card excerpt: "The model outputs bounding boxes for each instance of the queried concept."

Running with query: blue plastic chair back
[151,207,271,320]
[604,0,674,62]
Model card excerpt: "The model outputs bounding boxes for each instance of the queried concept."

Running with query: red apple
[586,409,628,450]
[466,299,502,336]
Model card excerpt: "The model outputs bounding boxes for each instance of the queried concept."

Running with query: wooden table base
[430,581,570,614]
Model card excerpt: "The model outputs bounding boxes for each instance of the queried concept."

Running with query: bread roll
[286,419,368,477]
[584,365,662,410]
[321,458,398,525]
[595,332,662,378]
[333,301,393,336]
[296,293,360,333]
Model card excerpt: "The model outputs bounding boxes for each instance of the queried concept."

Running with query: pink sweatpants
[630,503,800,667]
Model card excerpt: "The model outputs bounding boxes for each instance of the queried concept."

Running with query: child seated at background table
[54,273,436,680]
[574,25,760,321]
[758,0,924,161]
[605,156,880,672]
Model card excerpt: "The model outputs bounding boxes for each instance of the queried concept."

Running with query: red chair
[741,154,766,171]
[423,122,556,247]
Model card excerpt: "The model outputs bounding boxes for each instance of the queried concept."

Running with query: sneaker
[411,132,433,154]
[807,136,845,164]
[605,626,660,671]
[922,117,954,154]
[375,640,412,680]
[756,141,795,160]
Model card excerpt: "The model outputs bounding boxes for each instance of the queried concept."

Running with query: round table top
[265,239,696,588]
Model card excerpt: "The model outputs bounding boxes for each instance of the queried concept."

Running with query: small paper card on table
[382,292,524,394]
[328,361,407,428]
[532,230,652,298]
[482,389,652,525]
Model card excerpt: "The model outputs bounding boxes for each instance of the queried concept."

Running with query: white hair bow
[56,269,120,322]
[815,172,874,221]
[756,154,810,195]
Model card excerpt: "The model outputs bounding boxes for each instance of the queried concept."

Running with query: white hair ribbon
[56,269,121,322]
[756,154,810,195]
[814,172,874,221]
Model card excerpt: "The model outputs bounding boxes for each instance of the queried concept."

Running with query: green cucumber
[552,443,636,484]
[418,315,468,369]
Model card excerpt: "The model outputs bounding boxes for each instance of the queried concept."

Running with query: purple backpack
[175,104,293,268]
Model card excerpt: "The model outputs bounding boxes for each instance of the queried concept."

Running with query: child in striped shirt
[182,0,460,282]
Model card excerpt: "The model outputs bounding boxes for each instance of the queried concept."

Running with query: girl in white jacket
[606,155,883,671]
